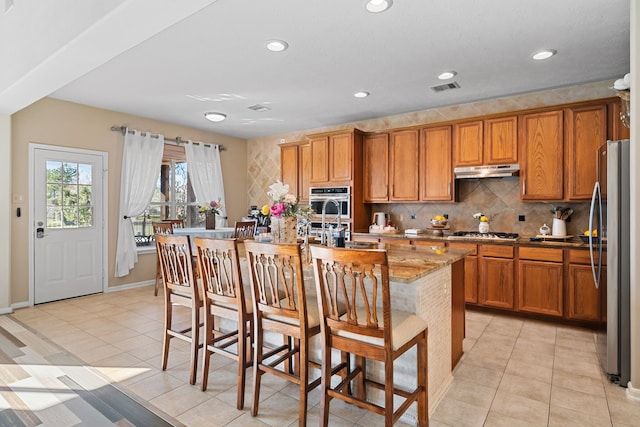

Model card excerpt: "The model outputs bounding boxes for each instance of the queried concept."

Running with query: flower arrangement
[266,180,311,219]
[473,212,489,222]
[199,200,222,216]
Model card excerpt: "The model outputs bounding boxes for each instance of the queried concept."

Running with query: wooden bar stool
[233,220,257,241]
[194,237,252,409]
[165,219,185,229]
[156,234,203,385]
[310,245,429,427]
[243,240,321,427]
[152,221,175,296]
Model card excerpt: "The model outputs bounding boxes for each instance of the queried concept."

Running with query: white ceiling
[2,0,631,140]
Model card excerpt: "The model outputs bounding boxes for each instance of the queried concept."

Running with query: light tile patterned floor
[5,286,640,426]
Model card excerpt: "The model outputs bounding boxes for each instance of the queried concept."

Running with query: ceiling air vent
[248,104,271,112]
[430,81,460,93]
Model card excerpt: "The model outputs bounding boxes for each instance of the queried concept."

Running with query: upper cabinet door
[565,104,607,200]
[310,136,329,183]
[363,133,389,202]
[280,142,311,201]
[519,110,564,201]
[484,116,518,165]
[280,144,299,196]
[389,129,420,201]
[421,126,453,201]
[299,143,311,202]
[329,132,353,183]
[453,121,483,166]
[609,99,631,141]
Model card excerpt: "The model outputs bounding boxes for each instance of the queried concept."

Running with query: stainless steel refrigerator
[589,139,631,386]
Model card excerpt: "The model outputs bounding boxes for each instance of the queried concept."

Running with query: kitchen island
[349,243,469,423]
[238,242,469,423]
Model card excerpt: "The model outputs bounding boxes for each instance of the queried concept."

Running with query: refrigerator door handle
[588,181,601,288]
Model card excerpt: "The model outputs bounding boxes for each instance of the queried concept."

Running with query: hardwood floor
[4,286,640,426]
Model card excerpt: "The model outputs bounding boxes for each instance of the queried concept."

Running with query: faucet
[320,198,341,246]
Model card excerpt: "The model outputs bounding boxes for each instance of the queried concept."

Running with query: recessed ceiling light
[266,39,289,52]
[366,0,393,13]
[438,71,457,80]
[354,91,370,98]
[204,112,227,123]
[532,49,557,61]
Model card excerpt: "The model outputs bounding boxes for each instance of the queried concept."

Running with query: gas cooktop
[447,231,520,241]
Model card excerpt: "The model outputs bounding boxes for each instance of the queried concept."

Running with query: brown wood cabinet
[299,144,311,202]
[280,144,299,195]
[517,247,564,317]
[309,135,329,183]
[363,133,389,202]
[453,117,517,168]
[390,129,420,201]
[363,129,419,201]
[453,121,483,166]
[448,242,478,304]
[479,244,514,309]
[421,126,454,201]
[484,116,518,164]
[280,142,311,202]
[330,132,354,183]
[519,110,564,201]
[565,104,607,200]
[609,98,631,141]
[567,249,606,322]
[309,129,364,185]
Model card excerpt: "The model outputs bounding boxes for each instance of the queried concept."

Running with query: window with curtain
[132,143,206,243]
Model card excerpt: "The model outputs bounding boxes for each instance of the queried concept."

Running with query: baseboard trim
[626,381,640,402]
[104,280,154,293]
[10,281,155,309]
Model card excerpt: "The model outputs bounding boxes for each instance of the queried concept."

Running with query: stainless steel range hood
[454,164,520,179]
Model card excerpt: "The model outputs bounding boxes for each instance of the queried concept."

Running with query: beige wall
[11,97,247,304]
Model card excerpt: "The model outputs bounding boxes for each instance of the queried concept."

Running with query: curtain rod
[110,126,226,151]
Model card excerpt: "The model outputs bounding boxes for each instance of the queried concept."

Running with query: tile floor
[6,285,640,426]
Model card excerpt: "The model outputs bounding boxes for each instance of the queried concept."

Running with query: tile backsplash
[373,178,590,237]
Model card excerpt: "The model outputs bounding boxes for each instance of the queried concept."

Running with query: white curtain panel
[115,130,164,277]
[184,141,228,226]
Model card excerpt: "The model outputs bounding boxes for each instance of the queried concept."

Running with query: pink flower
[270,202,286,218]
[210,201,219,209]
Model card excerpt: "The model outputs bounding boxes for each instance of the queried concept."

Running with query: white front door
[33,147,105,304]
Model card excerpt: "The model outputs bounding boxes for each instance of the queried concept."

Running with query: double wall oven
[308,186,351,240]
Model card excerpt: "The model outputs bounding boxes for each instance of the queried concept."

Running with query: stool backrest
[310,245,391,341]
[194,237,247,315]
[244,241,307,324]
[233,220,257,241]
[152,221,174,235]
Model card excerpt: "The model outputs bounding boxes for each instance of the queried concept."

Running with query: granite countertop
[379,243,472,283]
[352,231,600,249]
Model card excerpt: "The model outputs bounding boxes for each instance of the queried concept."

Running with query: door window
[46,161,93,228]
